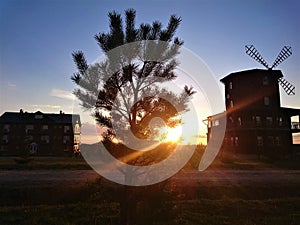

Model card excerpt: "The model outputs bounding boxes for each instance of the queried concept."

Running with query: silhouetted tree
[71,9,195,225]
[72,8,194,144]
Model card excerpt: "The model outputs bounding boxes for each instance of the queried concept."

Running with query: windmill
[245,45,295,95]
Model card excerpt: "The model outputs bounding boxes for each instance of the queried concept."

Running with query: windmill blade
[271,46,292,69]
[278,77,295,95]
[245,45,269,69]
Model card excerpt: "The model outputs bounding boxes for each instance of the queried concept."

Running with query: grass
[0,176,300,225]
[0,156,91,170]
[183,145,300,170]
[1,147,300,224]
[173,198,300,225]
[1,198,299,225]
[0,144,299,170]
[0,203,119,225]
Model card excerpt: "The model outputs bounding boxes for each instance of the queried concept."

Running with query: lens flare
[159,126,182,143]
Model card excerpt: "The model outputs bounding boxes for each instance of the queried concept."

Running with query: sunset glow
[159,126,182,143]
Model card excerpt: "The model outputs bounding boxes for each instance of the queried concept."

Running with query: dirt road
[1,169,300,187]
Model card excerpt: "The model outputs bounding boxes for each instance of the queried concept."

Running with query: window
[292,133,300,144]
[264,97,270,106]
[229,116,234,123]
[73,145,80,153]
[262,76,269,85]
[2,135,9,143]
[42,125,48,130]
[229,82,233,89]
[291,115,300,130]
[74,135,80,144]
[213,120,220,126]
[230,100,234,108]
[35,114,43,119]
[64,125,71,133]
[226,94,230,99]
[237,117,242,126]
[266,117,273,125]
[275,137,280,146]
[277,117,283,126]
[25,125,34,133]
[41,135,50,143]
[3,124,10,132]
[235,137,239,146]
[74,122,80,134]
[291,122,299,129]
[0,145,8,151]
[64,146,72,152]
[63,136,70,144]
[257,136,263,147]
[255,116,261,126]
[30,143,38,155]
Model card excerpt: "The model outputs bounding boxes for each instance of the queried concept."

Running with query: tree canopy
[71,9,195,155]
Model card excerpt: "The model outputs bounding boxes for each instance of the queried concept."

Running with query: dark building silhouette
[0,110,81,156]
[206,69,300,157]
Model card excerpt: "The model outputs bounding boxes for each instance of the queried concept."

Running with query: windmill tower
[206,45,300,158]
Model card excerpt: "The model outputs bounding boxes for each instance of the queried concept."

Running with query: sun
[159,126,182,143]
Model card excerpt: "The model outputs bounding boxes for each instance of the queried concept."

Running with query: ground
[0,169,300,187]
[0,156,299,224]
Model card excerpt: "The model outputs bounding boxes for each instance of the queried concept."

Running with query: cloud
[81,122,105,135]
[50,88,75,100]
[194,134,207,139]
[7,81,16,88]
[30,104,61,109]
[80,122,104,144]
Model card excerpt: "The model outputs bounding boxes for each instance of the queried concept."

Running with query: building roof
[0,111,81,125]
[206,111,226,119]
[220,69,283,84]
[280,107,300,116]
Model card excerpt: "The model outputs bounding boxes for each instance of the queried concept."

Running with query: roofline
[0,111,81,124]
[220,68,284,83]
[280,107,300,116]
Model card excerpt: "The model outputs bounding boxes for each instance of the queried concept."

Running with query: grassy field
[1,145,300,171]
[1,198,299,225]
[1,150,300,224]
[0,177,300,225]
[0,156,91,170]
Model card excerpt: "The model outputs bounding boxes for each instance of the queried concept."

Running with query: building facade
[0,110,81,156]
[206,69,300,157]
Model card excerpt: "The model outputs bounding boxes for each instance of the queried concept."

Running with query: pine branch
[125,9,137,43]
[72,51,88,75]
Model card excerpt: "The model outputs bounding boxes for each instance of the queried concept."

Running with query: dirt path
[1,169,300,187]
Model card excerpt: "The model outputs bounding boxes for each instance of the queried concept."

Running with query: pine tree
[71,9,196,225]
[71,8,195,148]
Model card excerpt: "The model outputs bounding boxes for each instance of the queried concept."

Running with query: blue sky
[0,0,299,139]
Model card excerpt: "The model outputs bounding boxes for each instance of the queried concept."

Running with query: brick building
[206,69,300,157]
[0,110,81,156]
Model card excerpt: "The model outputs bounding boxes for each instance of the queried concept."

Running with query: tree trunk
[119,185,138,225]
[119,185,128,225]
